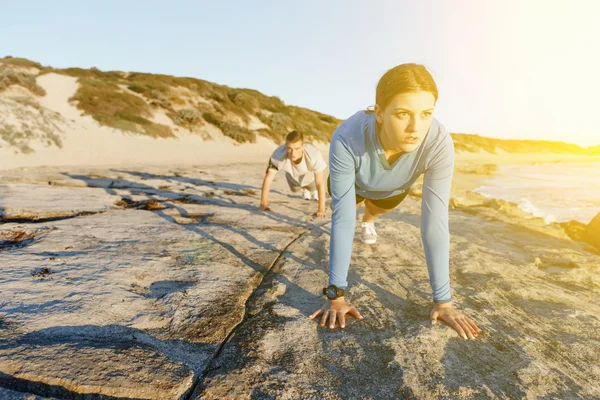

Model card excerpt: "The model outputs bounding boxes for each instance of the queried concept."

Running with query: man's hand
[309,297,363,329]
[430,301,481,340]
[311,210,327,218]
[260,169,276,211]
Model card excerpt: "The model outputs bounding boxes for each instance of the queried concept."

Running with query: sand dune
[0,73,291,169]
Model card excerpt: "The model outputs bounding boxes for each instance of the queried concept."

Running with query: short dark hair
[285,130,303,144]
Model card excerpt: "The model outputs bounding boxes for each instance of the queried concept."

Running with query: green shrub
[247,92,286,112]
[219,121,256,143]
[168,108,203,126]
[178,108,202,124]
[61,67,123,80]
[202,112,222,126]
[268,112,293,136]
[70,77,173,138]
[256,128,283,144]
[285,106,339,143]
[70,78,151,120]
[143,123,173,138]
[125,74,171,102]
[127,72,210,96]
[0,69,46,95]
[114,112,152,125]
[208,92,225,102]
[229,90,259,113]
[1,57,43,69]
[0,125,35,154]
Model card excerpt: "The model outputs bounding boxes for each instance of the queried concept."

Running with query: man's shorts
[327,176,410,210]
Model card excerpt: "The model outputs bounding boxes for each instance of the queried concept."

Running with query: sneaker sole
[361,238,377,244]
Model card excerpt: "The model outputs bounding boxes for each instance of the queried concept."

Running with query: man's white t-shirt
[267,143,327,186]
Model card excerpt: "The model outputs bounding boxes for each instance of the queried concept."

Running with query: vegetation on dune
[68,77,174,138]
[451,133,599,155]
[0,56,44,69]
[219,121,256,143]
[1,56,598,152]
[0,96,64,154]
[0,66,46,96]
[1,56,342,143]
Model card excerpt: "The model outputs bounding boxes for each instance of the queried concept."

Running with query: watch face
[326,287,337,299]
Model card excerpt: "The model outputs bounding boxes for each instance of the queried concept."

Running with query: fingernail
[431,320,435,325]
[341,325,345,328]
[463,334,467,339]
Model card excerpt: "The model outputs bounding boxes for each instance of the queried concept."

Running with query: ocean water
[474,162,600,225]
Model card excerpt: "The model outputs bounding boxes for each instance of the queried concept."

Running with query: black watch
[322,284,345,300]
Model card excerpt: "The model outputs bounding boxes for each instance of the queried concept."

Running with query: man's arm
[260,168,277,211]
[312,171,327,218]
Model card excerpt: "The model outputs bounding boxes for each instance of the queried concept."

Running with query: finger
[337,312,346,328]
[430,310,440,326]
[465,318,481,334]
[449,319,468,340]
[348,306,364,320]
[320,310,328,326]
[458,319,475,340]
[309,309,322,319]
[329,310,337,329]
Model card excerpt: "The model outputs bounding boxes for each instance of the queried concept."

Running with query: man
[259,130,327,218]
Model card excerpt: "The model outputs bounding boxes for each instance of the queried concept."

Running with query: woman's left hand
[430,302,481,340]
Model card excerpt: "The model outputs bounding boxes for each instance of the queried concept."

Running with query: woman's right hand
[309,297,363,329]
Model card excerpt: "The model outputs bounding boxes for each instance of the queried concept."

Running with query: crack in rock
[183,225,321,400]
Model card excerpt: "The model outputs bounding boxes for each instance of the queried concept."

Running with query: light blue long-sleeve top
[328,110,455,302]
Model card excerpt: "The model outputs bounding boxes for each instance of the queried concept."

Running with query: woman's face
[374,91,436,154]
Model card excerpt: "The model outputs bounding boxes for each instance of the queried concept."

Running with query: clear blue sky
[2,0,599,146]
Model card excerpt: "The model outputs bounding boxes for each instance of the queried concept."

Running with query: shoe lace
[362,222,377,236]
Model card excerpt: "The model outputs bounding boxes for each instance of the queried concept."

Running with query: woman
[309,63,481,340]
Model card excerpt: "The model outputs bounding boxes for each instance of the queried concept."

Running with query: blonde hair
[373,63,438,111]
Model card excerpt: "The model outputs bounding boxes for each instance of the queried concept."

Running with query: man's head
[285,131,304,163]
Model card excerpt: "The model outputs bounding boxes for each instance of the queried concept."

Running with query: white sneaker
[311,190,319,201]
[361,221,377,244]
[302,188,312,200]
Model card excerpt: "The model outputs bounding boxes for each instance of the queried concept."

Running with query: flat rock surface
[1,164,599,399]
